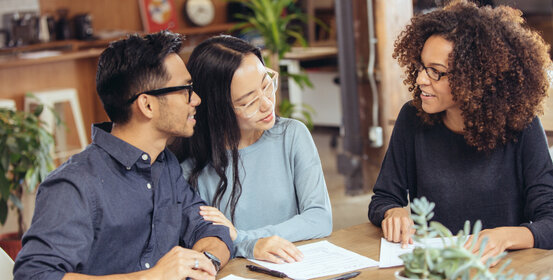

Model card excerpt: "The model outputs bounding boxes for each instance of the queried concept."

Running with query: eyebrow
[233,72,269,103]
[426,62,448,70]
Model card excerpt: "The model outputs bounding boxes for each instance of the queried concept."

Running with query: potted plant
[230,0,325,129]
[0,102,55,260]
[397,197,548,280]
[230,0,309,69]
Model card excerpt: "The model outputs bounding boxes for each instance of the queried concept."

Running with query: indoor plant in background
[398,197,549,280]
[230,0,325,129]
[0,101,55,260]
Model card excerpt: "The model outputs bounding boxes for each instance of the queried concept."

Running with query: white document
[220,274,256,280]
[248,240,378,279]
[378,237,460,268]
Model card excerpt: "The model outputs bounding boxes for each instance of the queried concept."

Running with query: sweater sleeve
[518,118,553,249]
[233,120,333,258]
[368,102,417,226]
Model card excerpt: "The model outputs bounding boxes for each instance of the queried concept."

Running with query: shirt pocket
[154,203,183,254]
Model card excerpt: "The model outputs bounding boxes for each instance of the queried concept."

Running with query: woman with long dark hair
[171,35,332,263]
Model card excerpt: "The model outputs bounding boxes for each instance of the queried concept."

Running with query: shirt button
[126,166,131,170]
[142,154,148,161]
[146,183,152,190]
[145,262,150,269]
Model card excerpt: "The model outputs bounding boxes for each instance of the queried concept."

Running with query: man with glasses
[14,31,231,280]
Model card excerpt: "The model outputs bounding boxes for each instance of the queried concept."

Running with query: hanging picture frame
[138,0,179,32]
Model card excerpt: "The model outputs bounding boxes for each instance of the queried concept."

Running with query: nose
[259,91,274,112]
[416,68,431,87]
[190,91,201,106]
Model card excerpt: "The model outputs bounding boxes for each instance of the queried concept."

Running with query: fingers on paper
[383,217,412,246]
[254,236,303,264]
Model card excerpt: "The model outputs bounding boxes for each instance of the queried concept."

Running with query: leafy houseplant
[278,98,314,131]
[399,197,549,280]
[230,0,323,129]
[230,0,309,69]
[0,104,55,239]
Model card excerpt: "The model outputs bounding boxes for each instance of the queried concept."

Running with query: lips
[187,111,196,123]
[259,112,274,122]
[421,91,436,97]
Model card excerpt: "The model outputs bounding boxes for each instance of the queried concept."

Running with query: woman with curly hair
[368,0,553,263]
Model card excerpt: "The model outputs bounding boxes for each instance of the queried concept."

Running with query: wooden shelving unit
[176,22,236,36]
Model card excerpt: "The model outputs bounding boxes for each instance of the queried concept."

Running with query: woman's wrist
[503,226,534,250]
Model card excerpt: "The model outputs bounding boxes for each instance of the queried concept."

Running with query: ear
[135,94,156,120]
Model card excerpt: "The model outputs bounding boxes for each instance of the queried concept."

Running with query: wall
[38,0,228,33]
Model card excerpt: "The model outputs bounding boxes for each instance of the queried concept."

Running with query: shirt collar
[92,122,166,168]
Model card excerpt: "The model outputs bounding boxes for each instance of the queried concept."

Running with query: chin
[421,104,441,115]
[258,117,275,130]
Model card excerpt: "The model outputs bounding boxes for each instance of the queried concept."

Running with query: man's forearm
[63,271,148,280]
[192,236,231,266]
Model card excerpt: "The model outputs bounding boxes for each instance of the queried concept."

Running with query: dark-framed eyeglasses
[127,84,194,104]
[417,63,448,81]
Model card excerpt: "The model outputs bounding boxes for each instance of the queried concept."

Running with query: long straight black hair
[171,35,264,222]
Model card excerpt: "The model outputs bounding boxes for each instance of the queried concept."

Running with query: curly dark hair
[393,0,551,151]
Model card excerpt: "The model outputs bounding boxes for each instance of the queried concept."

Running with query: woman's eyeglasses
[417,63,448,81]
[234,68,279,119]
[127,84,194,104]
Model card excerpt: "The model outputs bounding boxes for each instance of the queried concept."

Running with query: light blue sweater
[181,118,333,258]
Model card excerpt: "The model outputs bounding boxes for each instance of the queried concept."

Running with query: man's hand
[382,207,415,248]
[63,246,216,280]
[463,226,534,267]
[199,206,237,241]
[253,236,304,264]
[147,246,216,280]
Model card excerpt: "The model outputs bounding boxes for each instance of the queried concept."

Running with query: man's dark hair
[96,31,184,124]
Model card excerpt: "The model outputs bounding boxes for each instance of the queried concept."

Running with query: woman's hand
[463,226,534,267]
[199,206,237,241]
[253,236,304,264]
[382,207,415,248]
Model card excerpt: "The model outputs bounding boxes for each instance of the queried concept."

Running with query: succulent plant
[400,197,550,280]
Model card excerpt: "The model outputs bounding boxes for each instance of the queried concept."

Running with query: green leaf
[429,221,453,238]
[0,199,7,225]
[0,175,10,199]
[32,104,44,117]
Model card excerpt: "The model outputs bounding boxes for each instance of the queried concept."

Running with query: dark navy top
[14,122,232,279]
[369,102,553,249]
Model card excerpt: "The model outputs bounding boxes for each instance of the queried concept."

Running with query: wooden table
[218,223,553,279]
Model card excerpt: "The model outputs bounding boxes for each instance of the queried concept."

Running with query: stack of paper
[249,240,379,279]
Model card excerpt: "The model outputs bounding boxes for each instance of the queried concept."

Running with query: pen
[325,271,361,280]
[246,264,289,278]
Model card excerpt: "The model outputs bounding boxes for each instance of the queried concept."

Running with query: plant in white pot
[397,197,549,280]
[0,103,55,259]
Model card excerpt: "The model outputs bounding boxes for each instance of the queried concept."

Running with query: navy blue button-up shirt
[14,123,232,279]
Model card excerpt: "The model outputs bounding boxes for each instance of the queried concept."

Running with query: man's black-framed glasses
[127,84,193,104]
[417,63,448,81]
